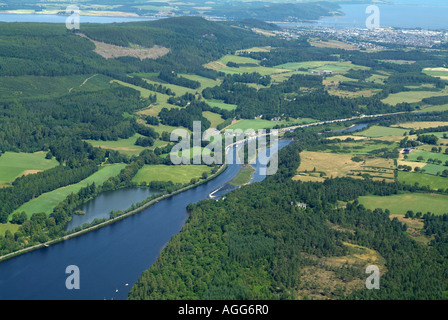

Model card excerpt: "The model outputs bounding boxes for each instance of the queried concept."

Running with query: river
[0,139,291,300]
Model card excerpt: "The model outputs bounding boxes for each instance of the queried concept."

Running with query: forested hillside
[128,130,448,300]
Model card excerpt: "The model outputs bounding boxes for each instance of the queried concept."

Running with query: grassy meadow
[0,152,59,186]
[354,125,408,138]
[358,193,448,216]
[13,163,126,218]
[132,164,213,185]
[398,171,448,190]
[85,134,167,156]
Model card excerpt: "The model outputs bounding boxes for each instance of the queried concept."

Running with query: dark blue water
[0,140,290,300]
[209,139,292,199]
[66,188,159,232]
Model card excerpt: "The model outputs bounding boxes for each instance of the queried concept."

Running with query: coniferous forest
[128,130,448,300]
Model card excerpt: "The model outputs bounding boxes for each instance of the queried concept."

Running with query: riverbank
[0,110,400,263]
[0,162,228,263]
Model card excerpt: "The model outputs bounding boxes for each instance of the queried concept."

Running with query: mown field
[423,67,448,80]
[358,193,448,216]
[0,152,59,186]
[274,61,369,72]
[398,171,448,190]
[204,53,289,76]
[111,79,172,102]
[392,121,448,129]
[353,125,408,138]
[381,90,448,106]
[203,111,225,128]
[405,149,448,163]
[85,133,167,156]
[132,164,213,185]
[180,74,221,90]
[0,223,19,236]
[12,163,126,218]
[204,99,238,111]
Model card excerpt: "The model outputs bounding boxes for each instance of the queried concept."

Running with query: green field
[85,134,167,156]
[112,79,172,102]
[180,74,221,90]
[205,99,238,111]
[132,164,213,185]
[275,61,335,70]
[421,163,448,175]
[219,54,261,65]
[382,90,448,106]
[204,52,291,76]
[229,165,255,186]
[0,223,20,236]
[203,111,225,128]
[358,193,448,216]
[418,104,448,112]
[142,78,197,97]
[398,171,448,190]
[235,46,272,54]
[0,152,59,186]
[432,131,448,138]
[406,150,448,164]
[354,125,408,138]
[423,68,448,80]
[227,118,317,131]
[220,65,289,76]
[148,123,190,136]
[161,146,206,162]
[227,119,280,131]
[13,164,127,218]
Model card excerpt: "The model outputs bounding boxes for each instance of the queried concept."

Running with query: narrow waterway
[0,139,291,300]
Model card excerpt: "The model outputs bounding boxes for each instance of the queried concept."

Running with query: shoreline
[0,110,404,263]
[0,161,228,263]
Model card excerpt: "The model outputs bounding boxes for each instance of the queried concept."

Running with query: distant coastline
[279,3,448,31]
[1,3,448,32]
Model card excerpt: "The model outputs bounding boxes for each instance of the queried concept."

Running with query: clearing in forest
[77,33,170,60]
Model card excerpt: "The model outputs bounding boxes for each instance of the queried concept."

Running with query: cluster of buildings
[278,26,448,49]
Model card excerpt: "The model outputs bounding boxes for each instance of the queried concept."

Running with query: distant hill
[1,1,342,22]
[203,2,341,22]
[78,16,290,72]
[227,18,282,31]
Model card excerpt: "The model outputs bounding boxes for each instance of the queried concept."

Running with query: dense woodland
[128,130,448,300]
